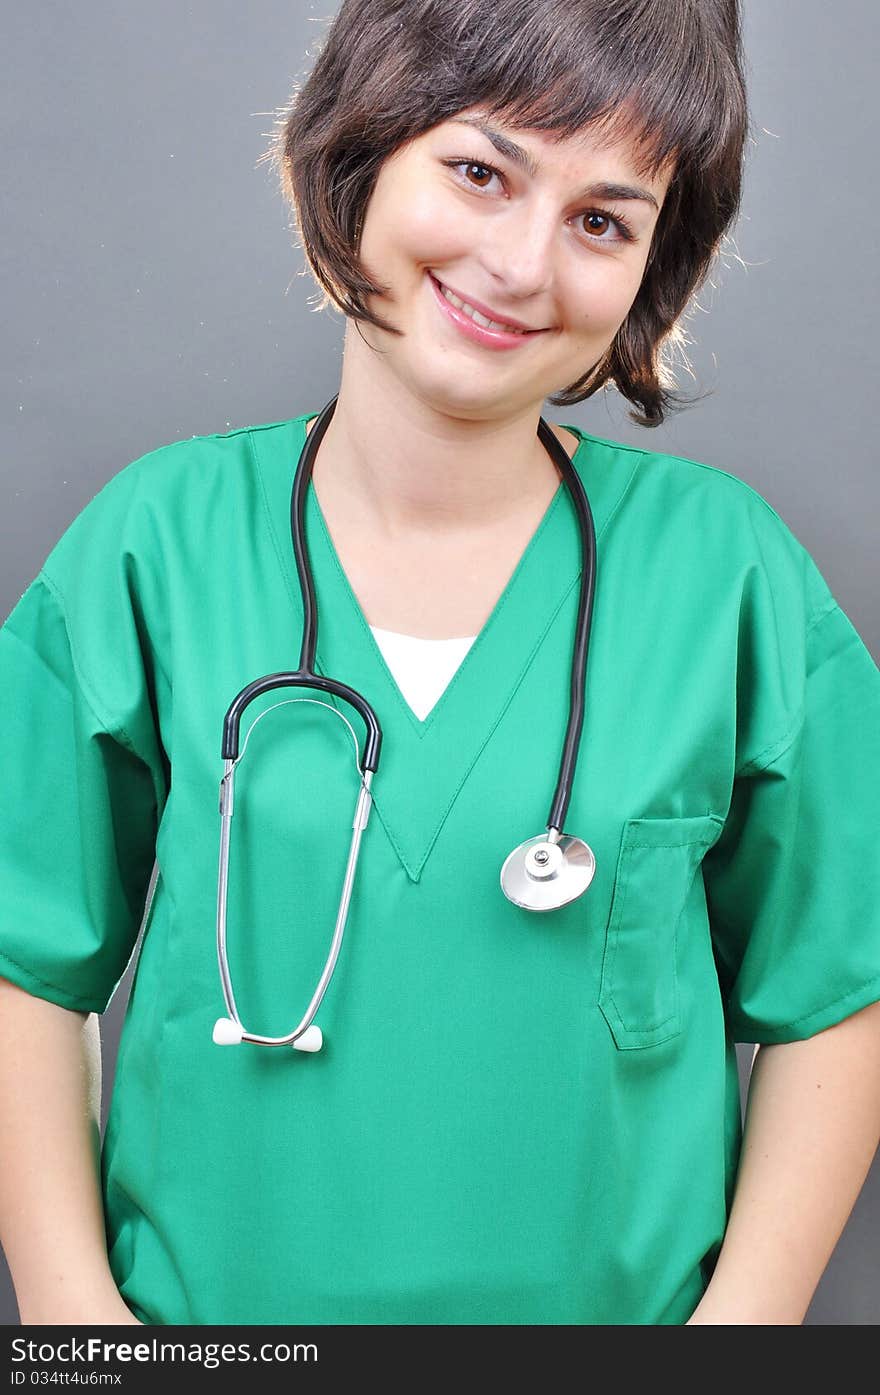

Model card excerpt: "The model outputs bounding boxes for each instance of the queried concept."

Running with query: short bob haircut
[264,0,750,428]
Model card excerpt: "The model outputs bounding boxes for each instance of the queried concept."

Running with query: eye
[577,209,636,244]
[441,158,637,246]
[442,158,502,193]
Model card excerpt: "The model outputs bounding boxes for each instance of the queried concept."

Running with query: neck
[307,324,563,541]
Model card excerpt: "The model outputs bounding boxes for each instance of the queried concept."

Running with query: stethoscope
[212,393,597,1053]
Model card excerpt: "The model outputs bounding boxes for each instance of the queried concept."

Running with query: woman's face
[355,104,675,421]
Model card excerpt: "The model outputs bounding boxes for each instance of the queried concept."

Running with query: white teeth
[438,281,527,334]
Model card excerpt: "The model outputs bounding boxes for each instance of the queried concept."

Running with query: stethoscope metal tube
[212,393,598,1052]
[214,753,374,1050]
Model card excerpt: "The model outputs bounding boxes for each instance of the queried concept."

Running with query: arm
[0,977,141,1324]
[688,996,880,1324]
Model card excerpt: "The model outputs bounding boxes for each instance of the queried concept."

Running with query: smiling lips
[434,276,535,332]
[428,272,548,350]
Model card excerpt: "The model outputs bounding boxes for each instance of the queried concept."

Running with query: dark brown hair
[262,0,750,427]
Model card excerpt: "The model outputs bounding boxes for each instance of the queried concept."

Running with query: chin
[414,377,516,422]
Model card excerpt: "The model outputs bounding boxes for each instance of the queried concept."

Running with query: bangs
[424,3,742,184]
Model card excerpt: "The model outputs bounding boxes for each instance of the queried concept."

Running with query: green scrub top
[2,411,880,1326]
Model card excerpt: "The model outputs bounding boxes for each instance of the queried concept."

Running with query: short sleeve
[0,473,169,1015]
[704,588,880,1045]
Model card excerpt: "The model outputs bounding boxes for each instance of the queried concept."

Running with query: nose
[479,201,559,309]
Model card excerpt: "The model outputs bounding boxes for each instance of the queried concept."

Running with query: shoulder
[557,422,838,625]
[559,419,788,524]
[67,414,298,513]
[38,414,305,588]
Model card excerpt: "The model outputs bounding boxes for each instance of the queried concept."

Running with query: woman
[1,0,880,1326]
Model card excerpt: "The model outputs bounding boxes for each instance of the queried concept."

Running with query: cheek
[365,176,476,268]
[563,263,645,337]
[399,195,476,265]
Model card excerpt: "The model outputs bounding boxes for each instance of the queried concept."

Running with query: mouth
[427,272,550,350]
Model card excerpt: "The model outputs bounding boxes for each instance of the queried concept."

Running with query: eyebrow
[448,116,660,212]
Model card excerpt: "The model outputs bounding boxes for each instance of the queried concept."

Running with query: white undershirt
[369,625,478,720]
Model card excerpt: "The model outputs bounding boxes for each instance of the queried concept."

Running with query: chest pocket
[598,814,723,1050]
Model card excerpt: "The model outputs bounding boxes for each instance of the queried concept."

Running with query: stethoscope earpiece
[212,1016,244,1046]
[292,1024,323,1053]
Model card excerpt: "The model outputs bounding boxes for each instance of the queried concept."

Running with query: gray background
[2,1,877,1324]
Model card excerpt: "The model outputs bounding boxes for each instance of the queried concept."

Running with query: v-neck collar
[249,412,638,881]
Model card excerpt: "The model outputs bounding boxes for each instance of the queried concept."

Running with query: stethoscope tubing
[213,393,597,1048]
[534,415,597,835]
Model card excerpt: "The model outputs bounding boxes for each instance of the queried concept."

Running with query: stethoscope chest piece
[500,833,596,911]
